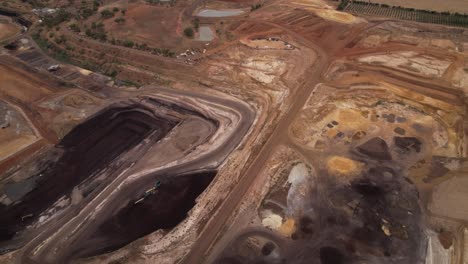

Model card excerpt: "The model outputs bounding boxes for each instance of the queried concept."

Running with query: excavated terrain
[0,104,177,242]
[68,170,217,259]
[0,0,467,263]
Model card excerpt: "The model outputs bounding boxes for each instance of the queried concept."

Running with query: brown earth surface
[0,0,467,263]
[0,21,20,42]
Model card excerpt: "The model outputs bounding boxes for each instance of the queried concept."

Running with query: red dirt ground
[103,3,187,48]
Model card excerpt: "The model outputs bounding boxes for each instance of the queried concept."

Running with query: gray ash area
[215,165,426,264]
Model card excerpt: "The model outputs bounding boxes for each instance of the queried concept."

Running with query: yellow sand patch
[291,0,331,9]
[319,108,370,135]
[325,128,339,138]
[240,38,292,50]
[437,127,462,158]
[0,135,38,161]
[335,108,370,132]
[327,156,364,178]
[78,68,92,76]
[0,22,20,42]
[309,8,362,24]
[279,218,296,237]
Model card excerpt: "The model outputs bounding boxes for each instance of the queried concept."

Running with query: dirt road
[180,23,332,263]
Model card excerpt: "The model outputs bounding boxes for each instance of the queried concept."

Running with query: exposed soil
[103,3,185,48]
[0,61,55,103]
[0,21,20,42]
[0,0,467,263]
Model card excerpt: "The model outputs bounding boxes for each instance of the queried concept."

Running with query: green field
[342,1,468,28]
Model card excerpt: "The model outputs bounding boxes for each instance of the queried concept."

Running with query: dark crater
[394,137,422,154]
[320,246,345,264]
[69,170,216,258]
[393,127,406,135]
[262,242,276,256]
[0,8,31,27]
[356,137,392,160]
[352,179,384,198]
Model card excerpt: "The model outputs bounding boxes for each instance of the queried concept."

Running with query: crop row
[344,1,468,28]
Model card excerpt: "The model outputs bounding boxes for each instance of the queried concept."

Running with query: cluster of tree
[351,0,468,17]
[32,31,71,63]
[337,0,349,11]
[153,48,176,57]
[85,22,107,41]
[345,1,468,27]
[192,18,199,31]
[42,9,72,28]
[184,27,194,38]
[122,39,134,47]
[54,34,67,44]
[69,23,81,32]
[81,8,95,19]
[114,17,125,24]
[251,3,263,11]
[146,0,176,6]
[100,9,114,19]
[108,38,176,57]
[23,0,45,8]
[101,6,123,19]
[80,0,100,19]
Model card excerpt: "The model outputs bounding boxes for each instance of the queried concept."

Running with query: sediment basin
[198,25,215,41]
[196,9,245,17]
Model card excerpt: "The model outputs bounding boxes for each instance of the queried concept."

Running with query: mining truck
[135,180,162,204]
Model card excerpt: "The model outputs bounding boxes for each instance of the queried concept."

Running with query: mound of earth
[326,156,363,179]
[356,137,392,160]
[394,137,422,153]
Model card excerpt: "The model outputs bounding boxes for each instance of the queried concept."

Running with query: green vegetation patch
[183,27,194,38]
[343,1,468,28]
[100,9,114,19]
[42,9,72,28]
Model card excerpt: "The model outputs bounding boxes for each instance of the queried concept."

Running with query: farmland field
[344,1,468,28]
[362,0,468,14]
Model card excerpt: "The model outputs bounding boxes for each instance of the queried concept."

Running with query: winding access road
[181,20,333,263]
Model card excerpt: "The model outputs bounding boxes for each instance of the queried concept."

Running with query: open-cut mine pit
[0,104,177,242]
[67,170,217,259]
[0,90,235,262]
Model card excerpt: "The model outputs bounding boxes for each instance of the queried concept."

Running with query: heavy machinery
[134,180,162,204]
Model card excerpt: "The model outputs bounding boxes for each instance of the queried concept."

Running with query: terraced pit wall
[0,105,177,242]
[0,8,31,27]
[69,170,217,259]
